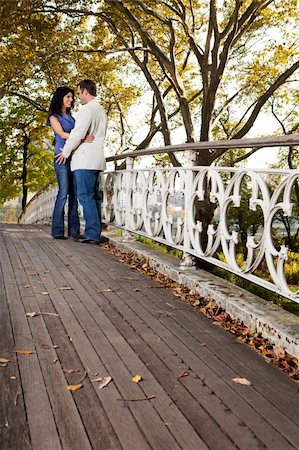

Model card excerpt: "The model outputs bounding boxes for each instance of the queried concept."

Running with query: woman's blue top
[47,113,75,155]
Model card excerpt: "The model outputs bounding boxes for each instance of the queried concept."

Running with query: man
[56,79,107,244]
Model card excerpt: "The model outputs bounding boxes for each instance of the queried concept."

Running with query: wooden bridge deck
[0,223,298,450]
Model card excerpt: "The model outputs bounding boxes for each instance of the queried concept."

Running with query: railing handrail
[106,134,299,162]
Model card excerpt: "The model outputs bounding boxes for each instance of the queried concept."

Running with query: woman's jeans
[73,169,101,241]
[52,160,80,238]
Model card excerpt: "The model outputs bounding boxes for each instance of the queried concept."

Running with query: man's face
[77,87,87,104]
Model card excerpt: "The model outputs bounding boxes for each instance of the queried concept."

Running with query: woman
[47,86,93,239]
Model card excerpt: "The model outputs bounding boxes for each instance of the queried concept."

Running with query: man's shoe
[70,234,85,242]
[52,235,67,240]
[79,238,100,245]
[98,236,109,244]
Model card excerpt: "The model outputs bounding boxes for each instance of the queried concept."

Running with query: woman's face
[63,92,73,110]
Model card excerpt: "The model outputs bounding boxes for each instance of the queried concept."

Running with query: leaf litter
[103,244,299,382]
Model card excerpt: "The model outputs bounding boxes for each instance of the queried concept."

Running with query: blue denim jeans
[52,160,80,237]
[73,169,101,241]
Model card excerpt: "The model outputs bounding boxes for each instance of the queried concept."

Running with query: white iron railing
[19,135,299,302]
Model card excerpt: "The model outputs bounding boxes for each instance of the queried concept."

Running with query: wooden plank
[30,236,198,450]
[0,232,62,450]
[50,240,267,449]
[11,232,121,450]
[0,262,31,450]
[21,235,153,450]
[37,239,211,450]
[64,242,299,450]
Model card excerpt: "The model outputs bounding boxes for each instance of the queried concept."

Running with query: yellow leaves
[91,376,112,390]
[132,374,142,383]
[0,357,10,364]
[232,377,252,386]
[67,384,82,392]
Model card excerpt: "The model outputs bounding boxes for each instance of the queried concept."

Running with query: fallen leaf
[232,377,251,386]
[192,300,200,307]
[0,363,8,367]
[59,286,73,291]
[25,312,39,318]
[177,369,189,378]
[0,358,10,364]
[98,376,112,389]
[14,350,34,355]
[98,289,113,292]
[132,374,142,383]
[41,292,49,295]
[25,285,34,288]
[67,384,82,391]
[273,346,286,359]
[10,376,16,380]
[133,288,140,292]
[63,368,80,374]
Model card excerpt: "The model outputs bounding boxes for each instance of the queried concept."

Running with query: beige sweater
[62,99,107,171]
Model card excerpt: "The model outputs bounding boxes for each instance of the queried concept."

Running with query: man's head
[77,79,97,104]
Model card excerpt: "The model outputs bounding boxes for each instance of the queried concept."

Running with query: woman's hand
[82,134,95,143]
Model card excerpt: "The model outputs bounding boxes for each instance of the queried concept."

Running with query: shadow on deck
[0,223,298,450]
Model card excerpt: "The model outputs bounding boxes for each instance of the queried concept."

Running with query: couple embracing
[47,79,107,245]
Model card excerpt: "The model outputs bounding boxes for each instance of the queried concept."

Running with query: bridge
[1,135,299,449]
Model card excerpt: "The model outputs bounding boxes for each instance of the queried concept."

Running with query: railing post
[180,150,196,270]
[123,156,134,242]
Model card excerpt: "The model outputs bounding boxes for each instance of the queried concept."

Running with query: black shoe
[69,234,85,242]
[78,238,100,245]
[52,235,67,240]
[98,236,109,244]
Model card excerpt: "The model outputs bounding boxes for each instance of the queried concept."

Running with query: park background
[0,0,298,307]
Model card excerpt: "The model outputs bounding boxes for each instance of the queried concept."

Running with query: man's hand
[55,152,67,165]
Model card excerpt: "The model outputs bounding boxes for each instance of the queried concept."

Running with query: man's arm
[62,106,92,158]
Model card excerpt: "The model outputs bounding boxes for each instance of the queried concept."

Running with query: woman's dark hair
[48,86,75,117]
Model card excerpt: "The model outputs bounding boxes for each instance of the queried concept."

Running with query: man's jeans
[74,169,101,241]
[52,160,80,237]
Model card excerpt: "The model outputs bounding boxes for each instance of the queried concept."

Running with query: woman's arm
[49,116,69,139]
[49,115,94,143]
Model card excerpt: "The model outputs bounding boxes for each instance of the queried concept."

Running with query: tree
[0,98,53,208]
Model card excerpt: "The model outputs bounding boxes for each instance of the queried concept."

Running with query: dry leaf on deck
[10,376,16,380]
[132,374,142,383]
[26,312,39,318]
[97,376,112,389]
[232,377,251,386]
[177,369,189,378]
[67,384,82,391]
[59,286,73,291]
[273,346,286,359]
[133,288,140,292]
[63,368,80,374]
[41,292,49,295]
[15,350,34,355]
[0,358,10,364]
